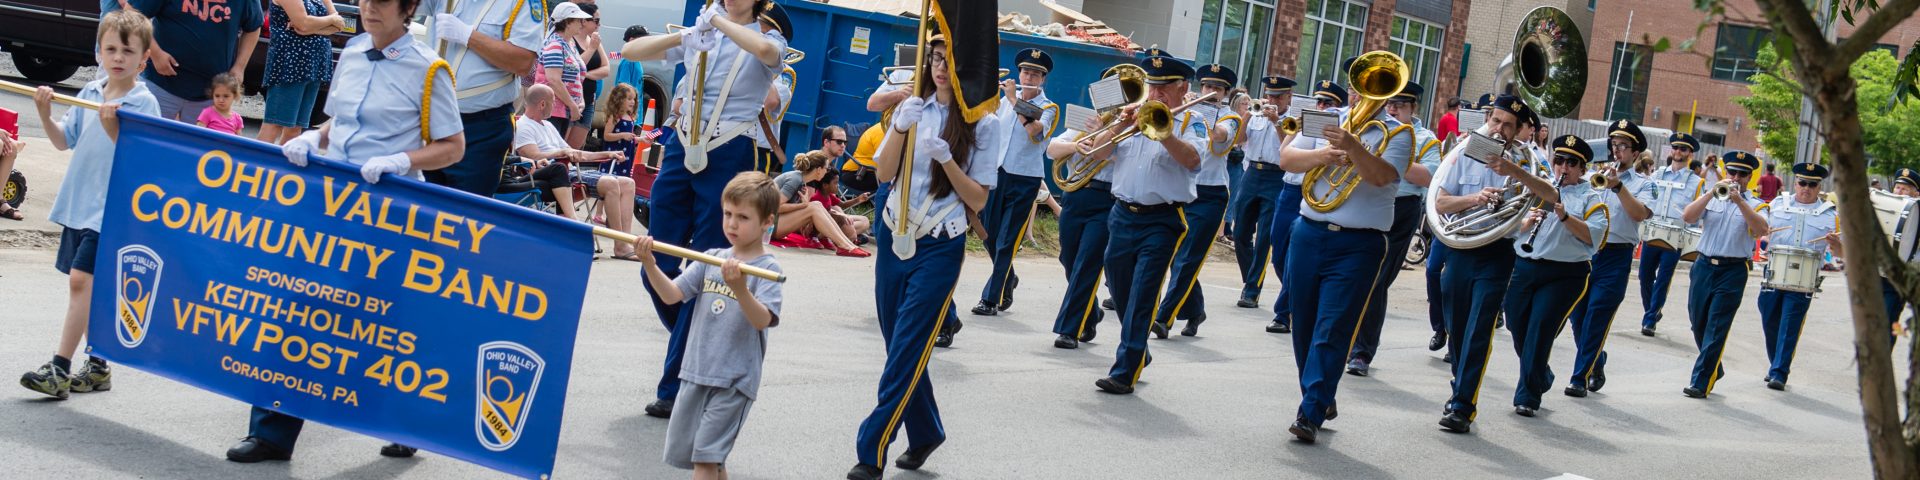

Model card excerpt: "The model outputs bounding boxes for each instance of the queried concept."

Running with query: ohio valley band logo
[114,245,163,348]
[475,341,546,451]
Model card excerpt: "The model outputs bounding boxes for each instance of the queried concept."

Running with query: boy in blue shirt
[20,9,163,399]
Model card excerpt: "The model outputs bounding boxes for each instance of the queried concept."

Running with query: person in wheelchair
[1,133,24,221]
[512,84,642,260]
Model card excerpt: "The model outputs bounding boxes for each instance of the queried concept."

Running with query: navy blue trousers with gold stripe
[979,170,1043,308]
[1567,243,1633,389]
[1231,166,1288,298]
[1505,258,1590,409]
[854,221,963,469]
[1756,287,1812,382]
[1268,182,1305,327]
[1442,239,1515,419]
[1286,218,1387,427]
[1687,257,1749,394]
[1103,204,1186,385]
[1350,195,1423,362]
[1156,185,1229,327]
[644,135,757,402]
[1053,181,1114,337]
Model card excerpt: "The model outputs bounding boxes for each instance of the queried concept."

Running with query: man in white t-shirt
[516,84,642,259]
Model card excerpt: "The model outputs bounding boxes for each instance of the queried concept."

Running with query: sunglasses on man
[1797,180,1821,188]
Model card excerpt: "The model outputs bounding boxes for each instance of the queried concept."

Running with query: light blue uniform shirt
[1191,102,1236,187]
[1109,110,1204,205]
[1694,191,1763,258]
[882,101,1001,238]
[1646,165,1705,222]
[1243,114,1302,186]
[1396,122,1442,198]
[997,91,1056,178]
[1516,182,1608,262]
[1292,108,1412,231]
[1595,170,1656,244]
[1048,129,1111,183]
[323,35,464,174]
[665,29,789,124]
[421,0,547,113]
[1434,139,1525,241]
[1765,198,1837,257]
[49,79,160,232]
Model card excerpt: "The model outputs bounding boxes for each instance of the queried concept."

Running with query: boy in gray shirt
[638,172,785,478]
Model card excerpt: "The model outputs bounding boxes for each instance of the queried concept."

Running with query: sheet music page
[1063,104,1099,134]
[894,44,917,66]
[1287,94,1317,119]
[1464,132,1505,164]
[1090,77,1127,111]
[1457,109,1486,134]
[1298,110,1339,139]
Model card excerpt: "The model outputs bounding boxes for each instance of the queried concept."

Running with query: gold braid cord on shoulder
[1584,202,1611,245]
[422,59,455,143]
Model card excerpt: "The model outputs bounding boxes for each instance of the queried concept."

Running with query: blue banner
[90,112,593,479]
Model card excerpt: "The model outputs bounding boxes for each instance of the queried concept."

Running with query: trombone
[1301,50,1411,213]
[1053,64,1148,192]
[1076,92,1218,155]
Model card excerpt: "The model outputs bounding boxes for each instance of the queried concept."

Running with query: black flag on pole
[931,0,1000,123]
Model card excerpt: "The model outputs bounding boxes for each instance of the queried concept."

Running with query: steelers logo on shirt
[711,298,727,315]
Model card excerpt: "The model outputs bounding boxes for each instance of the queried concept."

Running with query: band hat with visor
[1262,76,1296,96]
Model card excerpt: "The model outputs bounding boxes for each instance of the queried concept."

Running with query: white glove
[360,153,413,184]
[919,135,952,164]
[434,13,475,46]
[681,30,719,52]
[892,97,926,132]
[693,3,724,35]
[282,130,323,167]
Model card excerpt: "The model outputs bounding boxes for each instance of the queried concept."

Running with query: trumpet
[1076,92,1218,156]
[1714,182,1738,199]
[1589,172,1615,189]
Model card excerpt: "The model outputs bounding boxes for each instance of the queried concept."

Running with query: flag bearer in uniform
[1431,95,1533,434]
[1679,151,1769,399]
[1639,132,1704,336]
[1756,163,1839,390]
[1345,81,1438,376]
[848,33,1003,480]
[1505,136,1607,417]
[1267,81,1347,334]
[235,0,465,461]
[1277,73,1414,443]
[1080,54,1202,395]
[1154,64,1241,338]
[621,0,788,419]
[972,48,1056,316]
[1230,76,1296,311]
[1562,120,1654,398]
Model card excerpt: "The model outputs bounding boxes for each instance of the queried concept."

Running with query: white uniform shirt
[1108,111,1205,205]
[882,100,1002,238]
[1694,191,1762,258]
[1595,170,1656,244]
[664,29,789,124]
[1192,102,1237,187]
[1516,182,1608,262]
[1291,108,1412,230]
[1647,164,1705,222]
[1765,198,1838,258]
[422,0,546,113]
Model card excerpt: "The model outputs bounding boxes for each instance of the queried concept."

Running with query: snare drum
[1763,246,1824,293]
[1640,218,1698,253]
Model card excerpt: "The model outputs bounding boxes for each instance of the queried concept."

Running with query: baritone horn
[1300,50,1410,213]
[1054,64,1149,191]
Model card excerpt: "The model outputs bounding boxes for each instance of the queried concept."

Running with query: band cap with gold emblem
[759,3,794,42]
[1197,64,1236,88]
[1899,168,1920,188]
[1015,48,1053,75]
[1312,80,1348,107]
[1476,93,1496,110]
[1261,76,1296,96]
[1607,119,1647,153]
[1791,163,1828,182]
[1552,134,1592,163]
[1140,54,1195,85]
[1392,81,1423,103]
[1491,94,1536,127]
[1670,132,1701,152]
[1722,150,1760,173]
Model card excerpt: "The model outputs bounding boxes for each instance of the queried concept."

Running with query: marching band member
[1881,168,1920,343]
[241,0,466,461]
[621,0,788,419]
[1432,95,1533,434]
[1081,54,1203,395]
[1155,64,1241,338]
[1639,132,1704,336]
[1562,120,1653,398]
[1345,81,1437,376]
[1230,76,1296,311]
[1267,81,1347,335]
[1277,77,1414,443]
[747,4,795,175]
[1504,136,1607,417]
[1757,163,1841,390]
[848,34,1002,480]
[419,0,547,196]
[1050,116,1116,349]
[973,48,1056,317]
[1678,151,1769,399]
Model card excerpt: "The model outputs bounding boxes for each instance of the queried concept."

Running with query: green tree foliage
[1734,46,1920,173]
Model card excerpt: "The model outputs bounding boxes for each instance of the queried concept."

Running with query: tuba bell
[1424,6,1587,250]
[1300,50,1411,213]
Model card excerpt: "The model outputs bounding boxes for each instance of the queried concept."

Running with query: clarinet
[1518,173,1567,254]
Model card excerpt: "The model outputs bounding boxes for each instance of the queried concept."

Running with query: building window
[1605,42,1653,122]
[1197,0,1276,89]
[1711,23,1772,83]
[1297,0,1369,89]
[1388,15,1445,117]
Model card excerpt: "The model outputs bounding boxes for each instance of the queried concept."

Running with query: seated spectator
[0,133,23,220]
[839,124,882,194]
[808,169,870,244]
[515,85,641,260]
[774,152,869,257]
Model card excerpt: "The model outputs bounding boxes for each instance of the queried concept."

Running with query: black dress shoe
[1438,412,1472,433]
[1682,387,1706,398]
[1766,378,1786,390]
[1078,323,1097,342]
[970,300,998,316]
[1053,334,1078,349]
[934,332,955,348]
[1514,405,1536,417]
[1101,298,1115,310]
[1094,377,1134,394]
[379,443,417,458]
[1442,352,1455,364]
[1236,290,1259,308]
[847,463,883,480]
[1180,314,1206,337]
[226,437,292,463]
[1266,320,1291,334]
[1564,385,1588,398]
[1324,404,1338,422]
[644,398,674,418]
[1641,326,1656,337]
[1345,358,1370,377]
[999,275,1018,310]
[1288,419,1318,443]
[1427,332,1447,351]
[1150,321,1169,339]
[895,440,942,470]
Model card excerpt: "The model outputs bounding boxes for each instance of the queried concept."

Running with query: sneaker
[20,362,71,399]
[644,398,674,419]
[69,358,111,393]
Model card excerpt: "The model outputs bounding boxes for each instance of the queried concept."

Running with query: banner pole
[592,226,786,282]
[0,80,103,110]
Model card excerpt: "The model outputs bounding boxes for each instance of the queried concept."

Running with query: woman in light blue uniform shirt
[1502,136,1607,417]
[1678,151,1769,399]
[848,34,1002,480]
